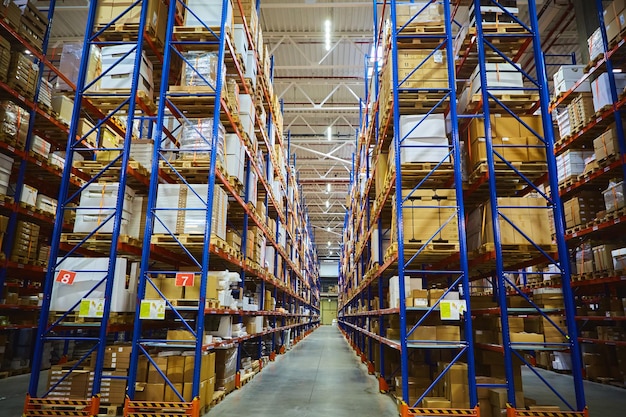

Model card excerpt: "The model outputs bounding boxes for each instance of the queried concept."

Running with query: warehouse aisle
[206,326,397,417]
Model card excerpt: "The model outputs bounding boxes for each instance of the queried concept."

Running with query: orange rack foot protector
[378,376,389,393]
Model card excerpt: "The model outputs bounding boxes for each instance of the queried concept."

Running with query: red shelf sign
[175,272,195,287]
[55,270,76,285]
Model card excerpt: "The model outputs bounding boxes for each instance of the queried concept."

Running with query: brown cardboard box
[164,382,183,402]
[137,356,149,383]
[422,397,451,408]
[161,277,183,300]
[143,383,164,401]
[409,326,437,341]
[529,406,561,411]
[436,326,460,341]
[167,329,196,342]
[375,152,389,198]
[147,357,168,383]
[205,375,215,407]
[510,332,544,343]
[167,355,184,384]
[480,400,493,417]
[429,289,446,306]
[103,345,132,370]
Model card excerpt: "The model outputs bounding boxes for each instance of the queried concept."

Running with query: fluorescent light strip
[325,19,331,51]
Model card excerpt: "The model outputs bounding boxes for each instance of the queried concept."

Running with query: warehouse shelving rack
[19,1,319,416]
[24,0,162,415]
[0,0,91,375]
[548,0,626,386]
[339,1,479,415]
[339,1,588,416]
[462,0,586,414]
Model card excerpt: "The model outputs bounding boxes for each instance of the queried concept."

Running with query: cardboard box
[147,356,168,383]
[510,332,544,344]
[167,355,185,384]
[422,397,451,408]
[437,326,460,341]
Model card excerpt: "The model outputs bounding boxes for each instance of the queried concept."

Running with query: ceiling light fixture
[327,226,331,232]
[327,126,332,141]
[324,19,331,51]
[327,241,331,246]
[327,183,331,193]
[325,200,330,208]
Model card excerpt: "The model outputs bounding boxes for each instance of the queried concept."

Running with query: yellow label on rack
[140,299,166,320]
[78,298,104,318]
[440,300,467,321]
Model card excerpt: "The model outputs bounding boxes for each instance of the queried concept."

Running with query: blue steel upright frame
[26,0,155,415]
[125,0,229,415]
[469,0,586,414]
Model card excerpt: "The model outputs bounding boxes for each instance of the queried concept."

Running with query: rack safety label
[517,412,586,417]
[78,298,104,318]
[139,299,166,320]
[409,408,476,416]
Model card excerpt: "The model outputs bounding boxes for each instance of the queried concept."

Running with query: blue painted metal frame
[29,0,150,399]
[472,0,586,410]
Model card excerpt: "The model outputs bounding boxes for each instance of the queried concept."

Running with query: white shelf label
[440,300,467,321]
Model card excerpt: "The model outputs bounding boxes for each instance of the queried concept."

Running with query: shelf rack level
[25,0,155,415]
[470,0,585,415]
[124,1,231,416]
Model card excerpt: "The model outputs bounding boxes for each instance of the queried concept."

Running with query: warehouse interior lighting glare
[327,226,331,232]
[324,19,331,51]
[325,200,330,208]
[327,241,331,247]
[327,126,332,141]
[614,68,623,73]
[327,183,331,193]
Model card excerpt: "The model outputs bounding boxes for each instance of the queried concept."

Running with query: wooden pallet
[476,242,557,255]
[210,390,226,406]
[466,92,540,110]
[585,54,605,73]
[173,25,229,48]
[94,22,161,47]
[49,311,133,325]
[97,404,122,417]
[468,161,547,184]
[159,158,225,183]
[151,233,209,246]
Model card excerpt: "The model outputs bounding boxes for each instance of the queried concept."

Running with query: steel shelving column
[390,1,477,414]
[468,0,585,414]
[124,0,230,415]
[25,0,155,415]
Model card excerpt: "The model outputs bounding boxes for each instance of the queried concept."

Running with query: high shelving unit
[0,0,88,376]
[22,1,320,417]
[338,1,586,416]
[548,0,626,387]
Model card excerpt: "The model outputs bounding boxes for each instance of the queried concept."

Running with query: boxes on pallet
[55,43,102,91]
[7,52,38,99]
[51,94,74,125]
[245,50,257,89]
[95,0,168,47]
[181,51,222,88]
[73,183,134,234]
[47,365,89,399]
[239,93,255,140]
[591,72,626,112]
[29,135,50,160]
[233,24,249,56]
[588,28,604,61]
[594,125,621,161]
[603,180,624,212]
[129,139,153,171]
[98,45,154,99]
[178,117,225,162]
[18,183,37,206]
[466,197,552,252]
[556,149,593,183]
[184,0,233,30]
[0,153,13,195]
[388,275,422,309]
[553,65,590,96]
[35,194,57,216]
[50,257,136,312]
[0,100,30,150]
[38,77,53,109]
[153,183,228,239]
[396,2,443,25]
[88,370,126,404]
[392,189,458,247]
[555,107,571,139]
[393,114,449,163]
[458,62,524,112]
[575,243,594,274]
[468,115,545,168]
[394,49,448,89]
[215,346,237,391]
[612,248,626,270]
[563,194,604,229]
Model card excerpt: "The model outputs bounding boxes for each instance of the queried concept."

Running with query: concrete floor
[0,328,624,416]
[206,325,398,417]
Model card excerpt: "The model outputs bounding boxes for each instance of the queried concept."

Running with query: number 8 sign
[55,270,76,285]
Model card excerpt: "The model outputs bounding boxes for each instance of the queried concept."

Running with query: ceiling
[34,0,582,265]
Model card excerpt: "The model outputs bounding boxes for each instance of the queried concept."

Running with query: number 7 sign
[175,273,195,287]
